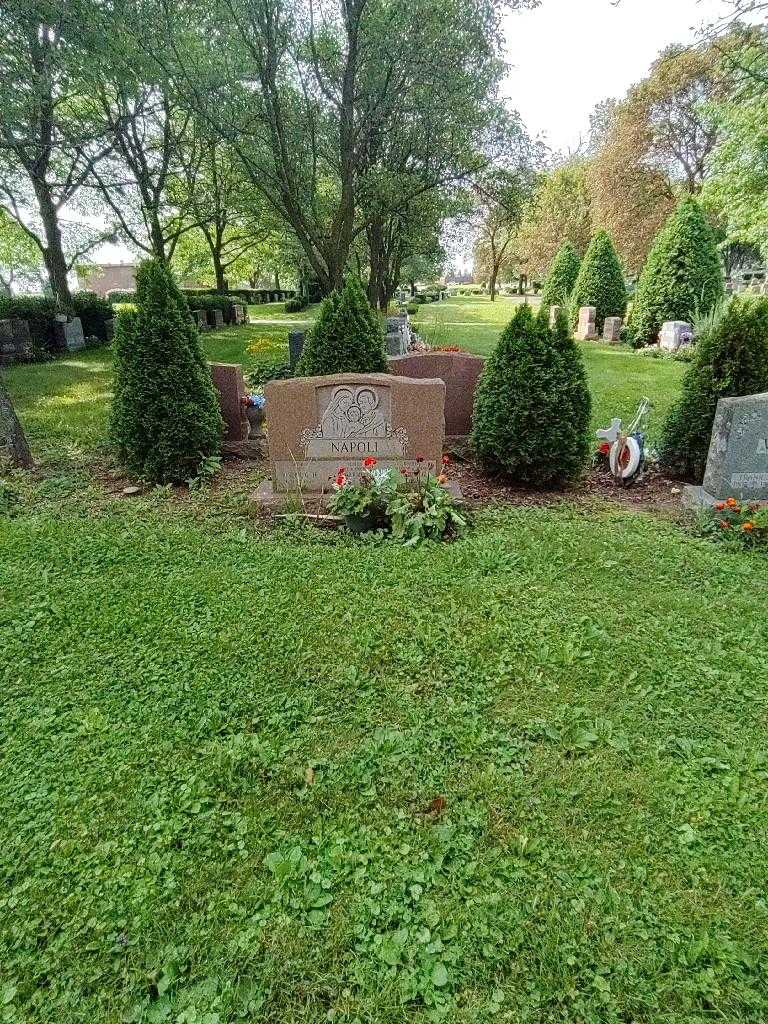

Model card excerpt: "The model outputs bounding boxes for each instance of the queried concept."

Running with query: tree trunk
[212,250,226,293]
[34,183,72,307]
[274,269,281,290]
[488,266,498,301]
[0,374,33,468]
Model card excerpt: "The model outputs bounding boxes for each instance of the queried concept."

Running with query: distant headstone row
[193,303,249,331]
[1,314,89,366]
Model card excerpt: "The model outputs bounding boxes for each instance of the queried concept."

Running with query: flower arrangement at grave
[328,456,467,544]
[696,496,768,549]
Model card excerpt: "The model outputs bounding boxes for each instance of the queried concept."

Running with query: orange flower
[719,520,731,529]
[437,473,448,484]
[726,497,739,508]
[714,502,726,511]
[743,521,755,531]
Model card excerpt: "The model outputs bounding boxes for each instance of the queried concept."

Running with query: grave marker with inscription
[260,372,445,495]
[684,392,768,506]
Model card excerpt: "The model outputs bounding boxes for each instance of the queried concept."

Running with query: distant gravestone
[233,303,249,324]
[210,309,225,329]
[10,319,33,361]
[105,317,115,341]
[576,306,598,341]
[53,316,85,353]
[256,372,445,498]
[194,309,209,331]
[602,316,622,343]
[549,305,562,328]
[684,393,768,506]
[288,330,305,368]
[388,351,484,437]
[659,321,693,352]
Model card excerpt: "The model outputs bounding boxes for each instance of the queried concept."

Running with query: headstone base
[251,477,462,512]
[683,484,768,510]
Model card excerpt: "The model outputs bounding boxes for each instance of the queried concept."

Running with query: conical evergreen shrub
[110,258,222,483]
[659,295,768,480]
[569,230,627,331]
[296,275,387,376]
[471,303,591,487]
[540,241,581,312]
[628,196,724,346]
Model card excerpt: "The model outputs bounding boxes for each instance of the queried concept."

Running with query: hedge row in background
[0,292,113,356]
[107,289,239,324]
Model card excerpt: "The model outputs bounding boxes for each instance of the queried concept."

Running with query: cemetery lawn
[2,486,767,1022]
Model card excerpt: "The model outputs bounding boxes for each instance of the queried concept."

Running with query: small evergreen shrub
[471,304,591,487]
[285,296,308,313]
[296,275,387,376]
[540,241,581,312]
[110,259,223,483]
[659,295,768,481]
[628,196,724,347]
[569,231,627,332]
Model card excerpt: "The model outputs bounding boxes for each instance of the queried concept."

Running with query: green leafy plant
[328,456,466,544]
[540,240,581,312]
[471,304,592,487]
[109,259,223,484]
[628,196,724,346]
[696,495,768,549]
[186,453,223,491]
[569,230,627,332]
[296,275,387,376]
[659,295,768,480]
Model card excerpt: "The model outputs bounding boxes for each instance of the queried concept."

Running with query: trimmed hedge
[285,296,309,313]
[628,197,724,347]
[471,304,591,487]
[110,259,222,483]
[296,275,387,376]
[108,289,237,324]
[71,292,113,341]
[569,231,627,332]
[658,295,768,481]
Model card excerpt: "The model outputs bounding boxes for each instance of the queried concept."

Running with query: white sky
[502,0,736,155]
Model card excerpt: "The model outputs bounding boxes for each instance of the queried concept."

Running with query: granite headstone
[684,393,768,506]
[261,372,445,493]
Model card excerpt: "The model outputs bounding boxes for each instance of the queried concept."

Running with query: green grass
[1,491,767,1022]
[3,297,684,464]
[2,297,759,1022]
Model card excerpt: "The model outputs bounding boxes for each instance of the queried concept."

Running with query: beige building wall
[78,264,137,297]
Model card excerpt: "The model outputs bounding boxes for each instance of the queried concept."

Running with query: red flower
[442,454,450,466]
[719,520,731,529]
[415,454,424,463]
[714,501,726,511]
[363,456,377,468]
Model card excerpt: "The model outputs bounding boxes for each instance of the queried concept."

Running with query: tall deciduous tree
[165,0,534,296]
[516,161,593,279]
[0,0,114,303]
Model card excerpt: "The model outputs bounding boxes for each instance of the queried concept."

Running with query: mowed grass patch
[1,498,767,1022]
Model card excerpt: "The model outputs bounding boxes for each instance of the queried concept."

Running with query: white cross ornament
[596,418,623,444]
